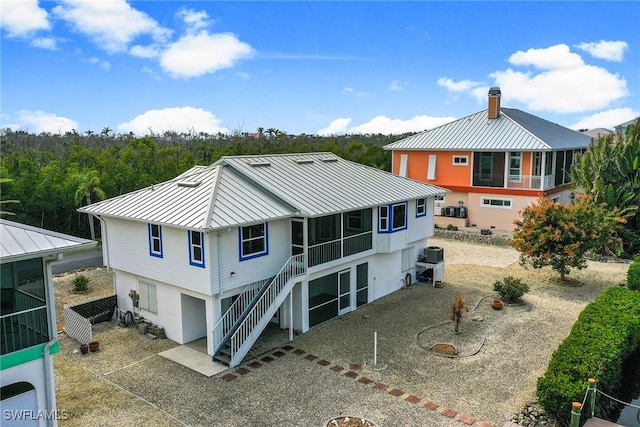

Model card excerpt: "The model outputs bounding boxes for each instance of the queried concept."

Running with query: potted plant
[89,341,100,352]
[491,299,503,310]
[450,296,469,334]
[80,344,89,355]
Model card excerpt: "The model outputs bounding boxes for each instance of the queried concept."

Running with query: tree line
[0,128,401,238]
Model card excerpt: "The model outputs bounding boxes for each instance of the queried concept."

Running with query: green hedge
[628,257,640,291]
[536,287,640,419]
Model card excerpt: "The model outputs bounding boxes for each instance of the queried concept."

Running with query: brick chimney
[488,87,501,119]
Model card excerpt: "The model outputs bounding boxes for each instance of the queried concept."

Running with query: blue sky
[1,1,639,137]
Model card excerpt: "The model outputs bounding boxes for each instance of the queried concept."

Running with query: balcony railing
[308,231,373,267]
[1,306,49,355]
[473,173,555,190]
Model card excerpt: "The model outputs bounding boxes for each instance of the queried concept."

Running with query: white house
[80,153,447,367]
[1,220,95,426]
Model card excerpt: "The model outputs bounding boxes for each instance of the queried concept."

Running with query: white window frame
[481,197,513,209]
[188,230,205,268]
[416,198,426,217]
[138,280,157,313]
[434,194,446,204]
[240,223,268,261]
[391,202,407,231]
[452,155,468,166]
[148,223,163,258]
[378,206,389,231]
[509,152,522,182]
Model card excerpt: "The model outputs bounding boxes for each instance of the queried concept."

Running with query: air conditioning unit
[423,246,444,263]
[434,206,443,216]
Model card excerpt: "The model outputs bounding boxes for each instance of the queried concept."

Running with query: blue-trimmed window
[239,223,269,261]
[188,230,205,268]
[416,198,426,217]
[148,224,163,258]
[378,202,407,233]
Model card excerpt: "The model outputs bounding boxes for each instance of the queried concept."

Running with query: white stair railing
[229,253,306,367]
[212,278,270,353]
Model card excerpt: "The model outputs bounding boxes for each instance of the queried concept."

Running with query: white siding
[104,218,214,295]
[217,219,290,294]
[2,358,54,427]
[113,269,214,351]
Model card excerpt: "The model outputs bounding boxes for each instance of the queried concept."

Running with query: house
[581,128,613,140]
[79,152,447,368]
[383,87,591,231]
[614,117,639,137]
[0,220,95,426]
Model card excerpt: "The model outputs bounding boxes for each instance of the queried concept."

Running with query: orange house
[384,88,591,231]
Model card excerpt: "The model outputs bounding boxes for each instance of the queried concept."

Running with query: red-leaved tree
[513,196,624,282]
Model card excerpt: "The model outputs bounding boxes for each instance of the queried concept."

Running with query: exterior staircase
[212,253,306,367]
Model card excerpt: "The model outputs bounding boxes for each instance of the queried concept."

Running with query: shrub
[628,258,640,291]
[493,276,529,303]
[536,288,640,421]
[72,275,90,293]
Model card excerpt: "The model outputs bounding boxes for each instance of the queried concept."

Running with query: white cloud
[3,110,78,134]
[389,80,408,91]
[570,108,639,131]
[159,32,255,78]
[437,77,481,92]
[117,107,229,135]
[317,115,455,136]
[0,0,50,37]
[317,118,352,136]
[491,64,627,113]
[31,37,57,50]
[52,0,171,53]
[575,40,628,62]
[129,44,160,59]
[508,44,584,70]
[343,87,354,93]
[88,57,111,70]
[177,8,211,32]
[444,43,628,114]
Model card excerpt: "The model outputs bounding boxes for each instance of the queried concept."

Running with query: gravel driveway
[54,238,629,427]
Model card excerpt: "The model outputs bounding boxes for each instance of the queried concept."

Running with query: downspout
[43,254,62,427]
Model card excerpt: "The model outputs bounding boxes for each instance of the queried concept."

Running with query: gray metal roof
[384,108,591,152]
[0,219,96,262]
[81,153,447,231]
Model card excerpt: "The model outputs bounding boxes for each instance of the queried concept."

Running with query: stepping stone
[388,389,404,397]
[441,408,457,418]
[330,365,344,372]
[405,395,420,404]
[423,401,439,410]
[357,377,373,385]
[317,359,330,366]
[282,345,294,351]
[273,351,286,357]
[261,356,274,363]
[349,363,362,371]
[221,373,237,382]
[235,368,250,375]
[248,362,262,369]
[292,349,305,356]
[459,415,476,425]
[344,371,358,379]
[374,383,388,391]
[304,354,318,361]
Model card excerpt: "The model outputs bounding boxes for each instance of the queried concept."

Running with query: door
[338,270,351,315]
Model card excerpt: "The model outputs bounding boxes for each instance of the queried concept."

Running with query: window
[509,152,521,181]
[239,223,268,261]
[343,209,372,236]
[188,230,205,267]
[481,197,512,209]
[356,263,368,307]
[434,194,446,204]
[379,202,407,232]
[544,152,553,175]
[416,198,426,217]
[452,156,468,166]
[533,152,542,176]
[480,153,493,180]
[148,224,163,258]
[138,281,157,313]
[378,206,388,231]
[392,203,407,230]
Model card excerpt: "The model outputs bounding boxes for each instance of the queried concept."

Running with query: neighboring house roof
[614,116,639,133]
[384,108,591,152]
[80,152,447,231]
[581,128,613,139]
[0,219,96,263]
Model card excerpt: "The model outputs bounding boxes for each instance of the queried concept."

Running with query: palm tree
[74,171,106,240]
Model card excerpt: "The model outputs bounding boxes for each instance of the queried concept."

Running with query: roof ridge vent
[321,158,338,163]
[295,159,314,165]
[177,181,201,188]
[249,161,271,167]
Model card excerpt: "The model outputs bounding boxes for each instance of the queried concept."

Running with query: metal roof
[0,219,96,262]
[81,153,447,231]
[384,108,591,152]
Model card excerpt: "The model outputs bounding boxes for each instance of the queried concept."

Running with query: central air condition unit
[423,246,444,263]
[434,206,443,216]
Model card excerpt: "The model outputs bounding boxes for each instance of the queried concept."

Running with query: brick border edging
[220,346,496,427]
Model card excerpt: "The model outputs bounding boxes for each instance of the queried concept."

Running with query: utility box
[424,246,444,264]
